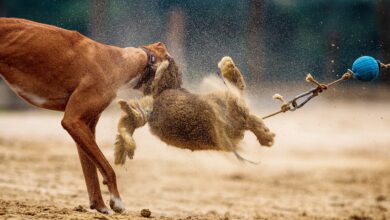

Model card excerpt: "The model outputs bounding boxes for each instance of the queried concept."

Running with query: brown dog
[0,18,171,213]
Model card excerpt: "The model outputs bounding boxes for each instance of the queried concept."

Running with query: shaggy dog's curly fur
[114,57,275,165]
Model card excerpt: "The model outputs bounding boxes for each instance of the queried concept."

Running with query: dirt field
[0,99,389,220]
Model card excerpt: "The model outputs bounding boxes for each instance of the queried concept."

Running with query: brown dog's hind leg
[247,114,275,147]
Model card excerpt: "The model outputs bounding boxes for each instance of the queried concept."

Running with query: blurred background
[0,1,390,219]
[0,0,390,108]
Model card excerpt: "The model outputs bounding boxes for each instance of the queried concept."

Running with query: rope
[380,62,390,70]
[262,70,353,120]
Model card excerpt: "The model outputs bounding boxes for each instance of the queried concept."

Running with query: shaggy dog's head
[150,58,182,97]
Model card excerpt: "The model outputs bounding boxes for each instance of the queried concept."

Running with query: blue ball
[351,56,380,81]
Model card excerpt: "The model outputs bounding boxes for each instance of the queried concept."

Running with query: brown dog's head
[143,42,171,65]
[134,42,172,94]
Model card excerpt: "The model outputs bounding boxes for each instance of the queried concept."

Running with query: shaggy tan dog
[115,57,275,164]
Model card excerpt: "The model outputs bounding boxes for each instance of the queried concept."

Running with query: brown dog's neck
[134,47,157,89]
[114,47,149,88]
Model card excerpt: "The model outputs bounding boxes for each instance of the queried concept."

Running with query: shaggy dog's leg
[247,114,275,147]
[115,115,137,164]
[212,123,259,164]
[115,98,152,165]
[218,56,246,91]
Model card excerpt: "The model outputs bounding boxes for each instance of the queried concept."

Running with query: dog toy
[352,56,380,81]
[260,56,389,119]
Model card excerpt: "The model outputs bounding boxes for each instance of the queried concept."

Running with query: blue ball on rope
[351,56,380,81]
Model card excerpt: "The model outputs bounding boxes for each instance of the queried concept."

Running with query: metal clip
[262,70,352,120]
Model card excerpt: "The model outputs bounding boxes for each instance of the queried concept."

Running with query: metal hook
[262,70,353,120]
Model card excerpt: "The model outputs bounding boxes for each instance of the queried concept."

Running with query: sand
[0,99,389,219]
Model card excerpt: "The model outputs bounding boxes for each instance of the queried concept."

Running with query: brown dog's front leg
[76,117,109,213]
[77,146,109,213]
[62,88,125,214]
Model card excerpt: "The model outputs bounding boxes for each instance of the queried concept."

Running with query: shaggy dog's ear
[118,99,131,115]
[153,60,170,84]
[151,59,182,97]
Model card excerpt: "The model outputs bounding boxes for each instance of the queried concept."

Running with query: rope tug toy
[262,56,390,120]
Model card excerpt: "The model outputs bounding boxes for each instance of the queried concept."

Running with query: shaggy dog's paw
[248,115,275,147]
[128,101,148,126]
[127,147,135,159]
[259,128,275,147]
[114,134,136,165]
[118,99,145,124]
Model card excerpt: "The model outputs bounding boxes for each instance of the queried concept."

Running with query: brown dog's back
[0,18,125,110]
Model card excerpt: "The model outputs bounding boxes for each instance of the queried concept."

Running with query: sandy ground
[0,99,389,220]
